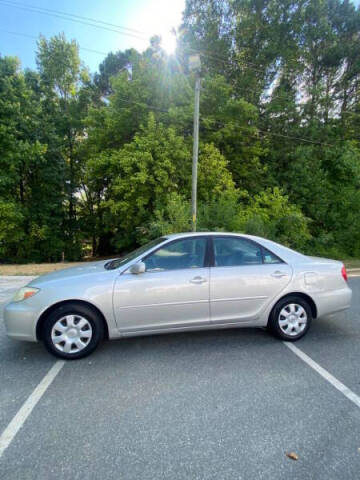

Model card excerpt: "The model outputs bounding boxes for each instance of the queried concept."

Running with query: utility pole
[189,53,201,231]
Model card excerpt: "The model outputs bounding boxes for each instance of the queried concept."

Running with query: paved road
[0,277,360,479]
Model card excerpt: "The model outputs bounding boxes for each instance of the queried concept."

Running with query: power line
[187,48,360,119]
[1,11,358,138]
[3,0,359,120]
[70,81,340,147]
[116,96,170,113]
[201,120,337,147]
[0,0,265,72]
[0,0,149,36]
[0,0,290,78]
[5,23,357,121]
[0,0,274,74]
[191,47,360,121]
[256,128,335,147]
[187,47,268,75]
[0,0,148,41]
[0,29,343,146]
[0,28,108,56]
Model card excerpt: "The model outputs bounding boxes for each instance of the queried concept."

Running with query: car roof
[165,232,253,239]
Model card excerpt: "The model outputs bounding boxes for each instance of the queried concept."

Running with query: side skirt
[111,320,265,339]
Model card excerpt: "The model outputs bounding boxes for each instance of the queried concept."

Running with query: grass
[0,262,84,276]
[344,259,360,270]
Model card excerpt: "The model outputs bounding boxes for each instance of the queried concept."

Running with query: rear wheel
[268,296,312,341]
[42,303,104,359]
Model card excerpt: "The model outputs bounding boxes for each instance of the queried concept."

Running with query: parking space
[1,277,360,479]
[289,277,360,396]
[0,277,55,435]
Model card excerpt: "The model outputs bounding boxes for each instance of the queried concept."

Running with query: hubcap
[51,315,92,354]
[278,303,307,337]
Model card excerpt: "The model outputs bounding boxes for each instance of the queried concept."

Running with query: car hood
[28,260,114,286]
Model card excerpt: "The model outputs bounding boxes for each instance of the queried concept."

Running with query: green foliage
[140,192,192,242]
[198,143,236,202]
[37,33,81,98]
[2,3,360,262]
[84,113,191,250]
[198,190,243,232]
[0,201,24,258]
[238,188,311,251]
[145,187,310,254]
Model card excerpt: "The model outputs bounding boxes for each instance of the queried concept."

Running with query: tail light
[341,265,348,282]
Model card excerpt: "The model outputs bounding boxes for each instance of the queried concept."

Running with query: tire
[268,296,312,341]
[42,303,104,359]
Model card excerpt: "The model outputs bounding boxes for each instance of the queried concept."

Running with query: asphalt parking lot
[0,276,360,479]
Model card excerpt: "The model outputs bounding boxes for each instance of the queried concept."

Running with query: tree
[0,56,64,261]
[197,143,235,201]
[83,113,191,250]
[36,33,93,259]
[2,2,360,262]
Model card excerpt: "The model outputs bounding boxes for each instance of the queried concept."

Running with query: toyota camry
[4,232,352,359]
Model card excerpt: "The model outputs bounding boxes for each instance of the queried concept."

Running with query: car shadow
[1,312,356,365]
[90,326,280,364]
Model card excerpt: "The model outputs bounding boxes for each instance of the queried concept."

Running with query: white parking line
[284,342,360,409]
[0,360,65,459]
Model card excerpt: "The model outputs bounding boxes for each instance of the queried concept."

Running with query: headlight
[12,287,40,302]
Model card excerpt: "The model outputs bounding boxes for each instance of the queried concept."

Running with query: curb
[0,276,37,281]
[347,268,360,277]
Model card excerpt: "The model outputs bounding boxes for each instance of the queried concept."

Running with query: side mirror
[129,261,146,275]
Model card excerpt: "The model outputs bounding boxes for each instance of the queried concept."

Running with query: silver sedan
[4,232,352,359]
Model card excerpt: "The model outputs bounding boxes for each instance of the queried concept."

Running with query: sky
[0,0,186,72]
[1,0,360,74]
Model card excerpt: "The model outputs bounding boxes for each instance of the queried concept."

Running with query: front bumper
[4,301,39,342]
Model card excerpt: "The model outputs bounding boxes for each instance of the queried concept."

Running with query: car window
[105,237,166,270]
[144,237,207,272]
[214,237,262,267]
[262,247,283,264]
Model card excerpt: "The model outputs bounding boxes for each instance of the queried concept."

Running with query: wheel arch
[36,299,109,341]
[268,292,317,323]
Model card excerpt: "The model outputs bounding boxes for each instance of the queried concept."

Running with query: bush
[238,188,311,251]
[138,193,192,243]
[140,187,311,254]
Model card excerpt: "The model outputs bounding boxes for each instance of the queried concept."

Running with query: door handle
[190,276,207,284]
[271,271,288,278]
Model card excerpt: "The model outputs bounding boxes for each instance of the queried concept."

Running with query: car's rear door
[209,236,292,324]
[113,236,211,333]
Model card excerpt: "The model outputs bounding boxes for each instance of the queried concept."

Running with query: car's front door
[113,236,210,333]
[210,236,292,324]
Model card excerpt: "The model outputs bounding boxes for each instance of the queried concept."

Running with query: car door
[210,236,292,324]
[113,236,210,332]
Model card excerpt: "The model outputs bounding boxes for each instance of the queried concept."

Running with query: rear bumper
[4,301,38,342]
[314,286,352,318]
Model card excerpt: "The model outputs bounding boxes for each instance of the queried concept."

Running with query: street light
[189,53,201,231]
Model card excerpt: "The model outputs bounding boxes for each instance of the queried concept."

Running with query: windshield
[104,237,166,270]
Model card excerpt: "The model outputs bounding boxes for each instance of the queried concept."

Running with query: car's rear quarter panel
[290,261,352,318]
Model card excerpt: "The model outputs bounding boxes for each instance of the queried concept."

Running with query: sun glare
[160,29,177,54]
[134,0,184,54]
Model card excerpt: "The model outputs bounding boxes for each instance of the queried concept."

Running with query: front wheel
[42,303,104,359]
[268,296,312,341]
